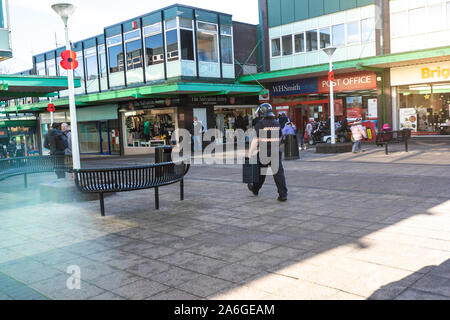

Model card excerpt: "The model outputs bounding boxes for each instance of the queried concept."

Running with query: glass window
[332,24,345,47]
[107,35,124,73]
[126,39,143,70]
[197,22,219,63]
[98,45,107,78]
[409,7,427,34]
[180,18,192,29]
[143,23,161,35]
[74,51,84,80]
[294,33,305,53]
[84,49,98,81]
[56,56,65,76]
[221,26,232,36]
[319,27,331,49]
[180,29,194,61]
[306,30,318,52]
[198,22,217,32]
[361,18,375,42]
[145,33,164,65]
[271,38,281,57]
[221,35,233,64]
[391,11,408,37]
[36,62,45,76]
[166,29,179,62]
[124,30,140,41]
[282,35,292,56]
[165,18,177,30]
[46,59,56,76]
[347,22,360,44]
[427,5,444,32]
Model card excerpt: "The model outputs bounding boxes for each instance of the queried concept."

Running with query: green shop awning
[0,119,37,128]
[0,75,82,101]
[238,46,450,83]
[6,82,265,113]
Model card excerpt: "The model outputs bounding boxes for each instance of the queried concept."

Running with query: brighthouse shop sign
[270,78,318,97]
[391,61,450,86]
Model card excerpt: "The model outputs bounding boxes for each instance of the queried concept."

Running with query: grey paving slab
[111,279,169,300]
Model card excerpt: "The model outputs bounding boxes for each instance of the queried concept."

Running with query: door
[308,104,329,122]
[294,105,308,135]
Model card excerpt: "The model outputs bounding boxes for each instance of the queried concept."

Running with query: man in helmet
[247,103,288,202]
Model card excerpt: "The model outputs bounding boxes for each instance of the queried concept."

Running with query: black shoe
[248,184,259,196]
[277,196,288,202]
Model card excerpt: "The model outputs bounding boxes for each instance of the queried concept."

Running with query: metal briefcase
[243,157,260,184]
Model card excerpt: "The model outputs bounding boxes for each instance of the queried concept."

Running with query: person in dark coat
[278,113,289,130]
[44,123,68,179]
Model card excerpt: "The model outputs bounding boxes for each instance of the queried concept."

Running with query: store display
[125,112,175,147]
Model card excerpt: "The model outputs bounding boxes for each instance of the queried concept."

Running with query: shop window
[346,22,360,44]
[144,24,164,66]
[197,22,218,63]
[409,7,427,35]
[306,30,318,52]
[220,32,233,64]
[332,24,345,47]
[107,35,124,74]
[180,29,195,61]
[282,35,293,56]
[294,33,305,53]
[391,11,408,38]
[271,38,281,57]
[319,27,331,49]
[166,29,179,62]
[361,18,375,42]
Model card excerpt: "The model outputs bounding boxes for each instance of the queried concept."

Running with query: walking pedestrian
[190,117,204,153]
[44,123,68,179]
[350,119,368,154]
[247,103,288,202]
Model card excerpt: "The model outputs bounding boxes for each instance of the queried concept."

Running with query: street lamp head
[51,3,76,26]
[323,47,337,58]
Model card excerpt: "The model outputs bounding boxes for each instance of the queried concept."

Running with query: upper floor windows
[197,22,219,63]
[270,17,375,58]
[143,22,164,66]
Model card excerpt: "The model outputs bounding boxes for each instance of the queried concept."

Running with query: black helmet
[256,103,275,118]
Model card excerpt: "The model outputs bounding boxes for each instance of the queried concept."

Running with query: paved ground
[0,141,449,300]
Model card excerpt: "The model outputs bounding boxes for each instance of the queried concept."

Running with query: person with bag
[44,123,68,179]
[350,119,368,154]
[247,103,288,202]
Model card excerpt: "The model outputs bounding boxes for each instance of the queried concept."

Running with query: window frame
[220,24,234,65]
[271,37,281,57]
[123,28,144,72]
[293,32,305,54]
[196,20,220,64]
[143,22,164,67]
[282,34,293,56]
[332,23,346,47]
[106,34,124,74]
[346,21,361,45]
[305,29,318,52]
[179,18,196,62]
[319,27,331,49]
[165,17,180,63]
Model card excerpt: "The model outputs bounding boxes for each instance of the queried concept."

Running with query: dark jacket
[278,115,289,130]
[44,129,67,155]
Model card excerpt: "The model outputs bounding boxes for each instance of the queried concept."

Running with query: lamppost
[323,47,337,145]
[51,3,80,169]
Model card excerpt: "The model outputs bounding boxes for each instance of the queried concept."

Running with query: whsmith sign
[270,72,377,97]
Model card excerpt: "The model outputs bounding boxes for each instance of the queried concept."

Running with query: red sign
[318,71,377,93]
[347,107,363,119]
[47,103,56,113]
[334,99,344,117]
[60,50,79,70]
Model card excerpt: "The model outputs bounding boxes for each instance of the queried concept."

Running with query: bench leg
[100,193,105,217]
[155,187,160,210]
[24,173,28,189]
[385,144,389,155]
[180,179,184,201]
[405,139,409,153]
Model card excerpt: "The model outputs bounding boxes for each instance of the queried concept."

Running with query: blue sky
[2,0,259,73]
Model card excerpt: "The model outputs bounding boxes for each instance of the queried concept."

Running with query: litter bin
[155,145,173,164]
[284,134,300,161]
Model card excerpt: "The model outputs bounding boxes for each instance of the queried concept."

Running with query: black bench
[73,160,190,216]
[0,156,72,188]
[376,130,412,155]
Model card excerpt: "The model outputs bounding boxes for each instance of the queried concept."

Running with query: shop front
[119,99,179,156]
[40,104,120,155]
[270,71,379,135]
[391,61,450,136]
[0,119,39,158]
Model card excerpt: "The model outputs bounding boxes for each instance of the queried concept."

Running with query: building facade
[248,0,450,137]
[16,4,263,156]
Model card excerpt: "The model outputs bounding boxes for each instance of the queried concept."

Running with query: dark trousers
[52,154,66,179]
[253,152,288,198]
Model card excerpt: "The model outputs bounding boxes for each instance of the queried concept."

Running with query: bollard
[155,145,173,164]
[284,135,300,160]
